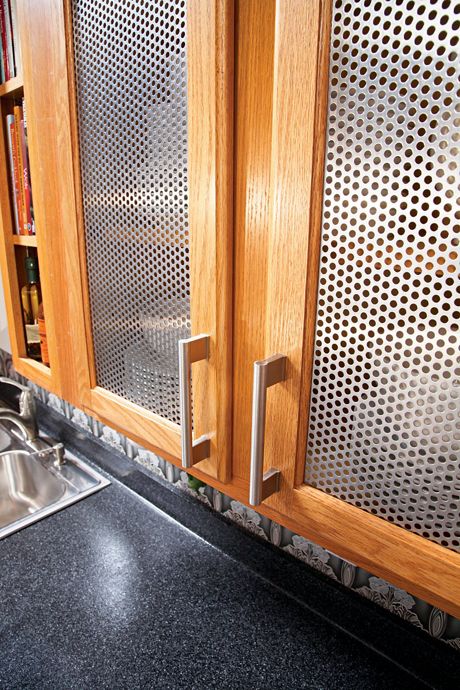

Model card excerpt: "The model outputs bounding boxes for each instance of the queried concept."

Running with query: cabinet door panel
[235,0,460,617]
[233,0,321,487]
[304,1,460,545]
[1,0,81,395]
[64,0,233,479]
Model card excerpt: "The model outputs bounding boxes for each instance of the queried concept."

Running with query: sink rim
[0,444,110,540]
[0,449,67,529]
[0,449,31,458]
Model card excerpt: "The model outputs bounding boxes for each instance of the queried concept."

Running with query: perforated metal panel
[305,0,460,551]
[72,0,190,423]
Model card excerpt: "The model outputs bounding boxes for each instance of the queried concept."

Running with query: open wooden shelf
[0,76,23,98]
[15,356,51,389]
[12,234,37,247]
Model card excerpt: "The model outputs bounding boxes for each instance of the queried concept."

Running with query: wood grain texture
[6,0,458,619]
[62,0,97,397]
[15,0,61,389]
[13,0,93,398]
[86,387,182,462]
[257,0,322,513]
[232,0,276,480]
[0,95,27,364]
[187,0,234,482]
[232,0,323,490]
[14,357,52,389]
[59,0,234,473]
[228,0,460,617]
[214,0,234,482]
[12,235,37,247]
[294,0,332,486]
[0,63,52,386]
[0,76,23,97]
[290,485,460,618]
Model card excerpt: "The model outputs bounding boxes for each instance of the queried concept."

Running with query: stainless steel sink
[0,378,110,539]
[0,434,110,540]
[0,450,65,527]
[0,427,15,453]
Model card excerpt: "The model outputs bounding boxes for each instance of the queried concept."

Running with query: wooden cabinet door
[234,0,460,617]
[41,0,233,481]
[0,1,80,395]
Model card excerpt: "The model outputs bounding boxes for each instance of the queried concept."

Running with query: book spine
[13,104,25,233]
[0,38,4,84]
[4,0,14,78]
[0,1,10,81]
[22,98,34,234]
[6,114,19,233]
[9,0,19,76]
[10,114,23,233]
[19,117,32,234]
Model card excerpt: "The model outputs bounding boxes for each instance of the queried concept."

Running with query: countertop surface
[0,410,459,689]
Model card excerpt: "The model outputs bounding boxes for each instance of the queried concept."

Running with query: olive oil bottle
[21,254,42,360]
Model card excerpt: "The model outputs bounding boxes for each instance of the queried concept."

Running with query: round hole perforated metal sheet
[305,0,460,551]
[71,0,190,424]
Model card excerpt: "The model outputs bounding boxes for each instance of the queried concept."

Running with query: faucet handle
[36,442,65,467]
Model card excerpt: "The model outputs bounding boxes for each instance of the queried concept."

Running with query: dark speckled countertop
[0,405,459,689]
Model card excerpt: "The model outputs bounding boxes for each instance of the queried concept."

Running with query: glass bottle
[21,254,42,359]
[37,302,49,366]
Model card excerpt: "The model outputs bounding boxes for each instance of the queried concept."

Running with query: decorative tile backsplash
[1,348,458,650]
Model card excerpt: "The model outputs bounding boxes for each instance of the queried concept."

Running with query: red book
[6,114,22,233]
[13,104,25,233]
[0,1,10,81]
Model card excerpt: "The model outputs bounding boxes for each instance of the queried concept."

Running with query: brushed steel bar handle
[249,354,287,506]
[178,335,211,468]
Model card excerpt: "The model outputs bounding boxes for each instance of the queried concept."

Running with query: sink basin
[0,427,13,453]
[0,437,110,540]
[0,451,66,528]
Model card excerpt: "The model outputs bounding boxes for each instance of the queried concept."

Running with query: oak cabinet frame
[0,0,458,619]
[61,0,234,481]
[230,0,460,618]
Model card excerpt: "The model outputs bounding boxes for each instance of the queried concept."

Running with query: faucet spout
[0,409,38,444]
[0,379,64,459]
[0,378,38,443]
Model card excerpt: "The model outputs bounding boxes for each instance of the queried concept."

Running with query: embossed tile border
[0,347,458,650]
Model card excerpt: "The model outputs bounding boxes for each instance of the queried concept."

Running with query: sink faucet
[0,378,39,445]
[0,379,65,464]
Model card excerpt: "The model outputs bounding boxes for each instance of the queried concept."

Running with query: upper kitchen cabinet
[1,0,458,619]
[54,0,233,480]
[0,1,73,394]
[234,0,460,617]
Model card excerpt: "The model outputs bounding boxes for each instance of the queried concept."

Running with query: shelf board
[15,356,51,390]
[0,75,23,98]
[12,234,37,247]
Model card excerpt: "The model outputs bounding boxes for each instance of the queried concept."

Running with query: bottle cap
[25,255,39,284]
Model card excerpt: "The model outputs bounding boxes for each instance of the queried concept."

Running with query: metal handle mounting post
[178,335,211,468]
[249,354,287,506]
